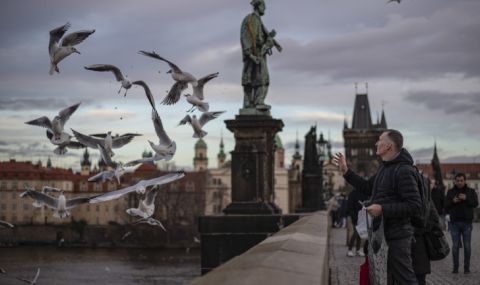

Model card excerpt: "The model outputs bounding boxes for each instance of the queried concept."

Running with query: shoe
[452,269,458,274]
[347,250,355,257]
[357,250,365,257]
[464,270,471,274]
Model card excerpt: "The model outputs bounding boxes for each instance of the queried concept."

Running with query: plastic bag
[356,208,372,240]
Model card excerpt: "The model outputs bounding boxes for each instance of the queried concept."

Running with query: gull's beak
[166,70,172,74]
[74,50,81,54]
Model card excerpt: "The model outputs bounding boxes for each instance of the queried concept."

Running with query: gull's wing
[90,171,185,203]
[161,81,187,105]
[58,102,81,128]
[111,134,139,148]
[137,171,185,188]
[89,133,108,138]
[138,50,182,73]
[198,111,225,127]
[124,157,150,168]
[89,184,137,203]
[193,72,219,100]
[71,129,103,149]
[88,171,113,182]
[49,23,71,55]
[66,197,91,209]
[178,115,192,126]
[152,109,173,145]
[25,116,53,131]
[61,29,95,47]
[32,268,40,284]
[0,220,14,228]
[145,185,162,205]
[42,186,62,193]
[132,80,156,111]
[85,64,125,82]
[66,140,85,149]
[98,143,115,167]
[20,190,58,209]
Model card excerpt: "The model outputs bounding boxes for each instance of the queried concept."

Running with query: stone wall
[190,211,330,285]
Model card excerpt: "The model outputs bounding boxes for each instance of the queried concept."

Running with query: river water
[0,247,200,285]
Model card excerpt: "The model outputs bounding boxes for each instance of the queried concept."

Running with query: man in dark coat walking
[334,129,422,285]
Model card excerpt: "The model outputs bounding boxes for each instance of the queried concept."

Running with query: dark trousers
[348,227,362,251]
[450,222,472,271]
[416,274,426,285]
[387,237,418,285]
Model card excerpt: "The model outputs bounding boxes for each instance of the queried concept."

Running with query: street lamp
[317,132,328,163]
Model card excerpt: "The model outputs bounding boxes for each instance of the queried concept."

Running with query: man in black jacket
[334,129,422,285]
[444,173,479,274]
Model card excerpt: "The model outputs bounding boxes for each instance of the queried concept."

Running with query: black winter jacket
[343,148,422,241]
[444,185,479,223]
[347,190,369,225]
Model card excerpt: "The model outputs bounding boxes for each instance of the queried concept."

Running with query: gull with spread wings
[20,186,91,219]
[88,144,125,184]
[178,111,225,138]
[25,102,81,145]
[49,22,94,75]
[185,72,219,113]
[84,64,132,96]
[125,109,176,167]
[72,130,141,157]
[90,171,185,203]
[139,50,197,105]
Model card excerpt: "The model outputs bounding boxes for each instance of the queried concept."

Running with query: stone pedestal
[198,114,296,275]
[223,115,284,214]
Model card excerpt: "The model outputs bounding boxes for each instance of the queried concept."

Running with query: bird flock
[2,21,230,263]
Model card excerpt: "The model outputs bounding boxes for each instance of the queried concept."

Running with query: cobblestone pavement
[329,223,480,285]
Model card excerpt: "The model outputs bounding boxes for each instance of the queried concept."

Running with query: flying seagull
[72,129,140,157]
[185,72,219,112]
[88,144,125,184]
[20,186,90,219]
[178,111,225,138]
[126,185,162,219]
[26,102,81,145]
[49,22,95,75]
[15,268,40,285]
[131,80,157,113]
[84,64,132,96]
[139,50,197,105]
[90,171,185,203]
[46,130,85,155]
[125,109,176,167]
[387,0,401,3]
[0,220,14,228]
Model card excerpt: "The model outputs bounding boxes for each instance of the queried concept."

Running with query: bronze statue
[240,0,281,112]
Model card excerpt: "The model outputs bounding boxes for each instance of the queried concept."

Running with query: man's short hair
[455,172,466,181]
[384,129,403,150]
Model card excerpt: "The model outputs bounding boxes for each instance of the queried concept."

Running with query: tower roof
[275,134,283,149]
[195,138,207,149]
[351,93,373,129]
[81,149,91,167]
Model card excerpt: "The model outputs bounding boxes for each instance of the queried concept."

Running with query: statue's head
[250,0,265,16]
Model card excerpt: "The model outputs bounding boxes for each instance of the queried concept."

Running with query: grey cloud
[0,97,92,111]
[405,91,480,116]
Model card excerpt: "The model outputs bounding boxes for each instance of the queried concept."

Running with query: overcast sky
[1,0,479,171]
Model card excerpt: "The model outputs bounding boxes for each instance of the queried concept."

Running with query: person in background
[347,189,369,257]
[444,173,479,274]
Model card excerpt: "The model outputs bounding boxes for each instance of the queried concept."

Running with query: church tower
[81,149,91,176]
[343,83,387,176]
[291,131,303,171]
[194,138,208,171]
[217,135,226,168]
[274,134,285,168]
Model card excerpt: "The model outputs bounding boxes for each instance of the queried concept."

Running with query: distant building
[343,84,387,176]
[194,139,208,171]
